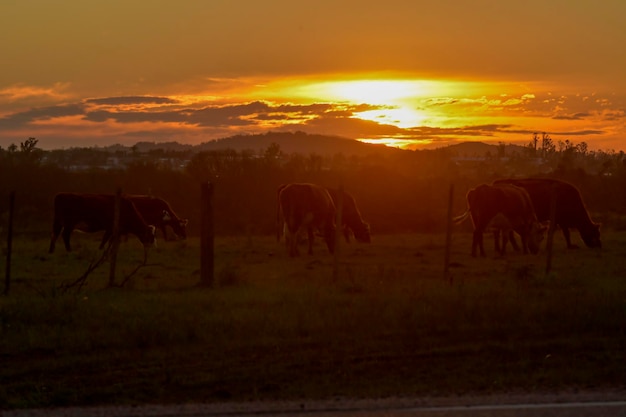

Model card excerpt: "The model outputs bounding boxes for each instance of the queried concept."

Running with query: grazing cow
[453,183,546,257]
[127,195,188,240]
[493,178,601,249]
[277,183,336,257]
[49,193,156,253]
[325,188,371,243]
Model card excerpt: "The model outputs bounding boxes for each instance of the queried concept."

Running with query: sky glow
[1,1,625,151]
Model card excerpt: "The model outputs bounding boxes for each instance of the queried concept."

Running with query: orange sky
[1,1,625,151]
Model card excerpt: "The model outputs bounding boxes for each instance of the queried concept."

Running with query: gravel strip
[3,389,626,417]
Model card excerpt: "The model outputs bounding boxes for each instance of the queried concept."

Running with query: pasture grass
[1,231,625,409]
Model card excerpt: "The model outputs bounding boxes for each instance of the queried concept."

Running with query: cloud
[0,83,71,101]
[552,112,591,120]
[86,96,180,106]
[0,104,84,128]
[0,88,623,150]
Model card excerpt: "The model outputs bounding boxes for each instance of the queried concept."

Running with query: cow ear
[162,210,171,221]
[149,225,156,235]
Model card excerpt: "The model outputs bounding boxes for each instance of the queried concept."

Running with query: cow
[49,192,156,253]
[493,178,601,249]
[325,188,371,243]
[277,183,336,257]
[453,183,547,257]
[127,195,188,240]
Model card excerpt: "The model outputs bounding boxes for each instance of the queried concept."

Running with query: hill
[113,133,528,158]
[194,131,400,156]
[123,131,402,156]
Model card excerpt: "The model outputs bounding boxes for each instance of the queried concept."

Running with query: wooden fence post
[444,184,454,284]
[333,185,344,282]
[4,191,15,296]
[200,181,214,287]
[108,188,122,287]
[545,183,558,274]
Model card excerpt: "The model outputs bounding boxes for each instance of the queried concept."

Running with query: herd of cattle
[46,177,602,258]
[275,178,601,258]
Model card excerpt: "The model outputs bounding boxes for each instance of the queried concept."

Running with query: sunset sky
[1,0,625,151]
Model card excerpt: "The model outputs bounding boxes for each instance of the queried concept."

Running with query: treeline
[2,136,626,239]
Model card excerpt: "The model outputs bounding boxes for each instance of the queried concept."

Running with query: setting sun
[319,80,429,104]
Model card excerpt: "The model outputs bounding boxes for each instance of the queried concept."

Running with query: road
[3,392,626,417]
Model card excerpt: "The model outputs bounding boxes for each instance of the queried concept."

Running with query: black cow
[127,195,188,240]
[49,193,156,253]
[493,178,601,249]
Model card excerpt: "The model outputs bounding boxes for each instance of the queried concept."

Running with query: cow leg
[284,231,294,256]
[520,233,529,254]
[343,225,351,243]
[61,226,74,252]
[561,226,578,249]
[324,225,335,254]
[472,229,485,257]
[307,226,315,255]
[286,226,300,257]
[49,220,63,253]
[508,231,520,251]
[499,231,508,255]
[493,230,501,254]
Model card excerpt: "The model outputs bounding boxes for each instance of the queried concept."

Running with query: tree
[541,133,555,158]
[576,141,588,157]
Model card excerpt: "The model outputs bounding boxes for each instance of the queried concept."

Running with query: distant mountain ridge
[105,131,523,156]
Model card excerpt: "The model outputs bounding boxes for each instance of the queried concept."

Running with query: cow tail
[452,209,471,225]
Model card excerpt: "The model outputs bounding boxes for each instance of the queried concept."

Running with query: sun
[249,76,462,130]
[320,80,428,105]
[295,79,445,128]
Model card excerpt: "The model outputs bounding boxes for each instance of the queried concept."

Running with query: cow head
[581,223,602,248]
[527,221,548,254]
[174,219,189,239]
[352,221,371,243]
[162,210,188,239]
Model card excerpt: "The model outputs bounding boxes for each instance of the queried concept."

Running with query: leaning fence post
[545,183,558,274]
[108,188,122,287]
[4,191,15,296]
[200,181,214,287]
[444,184,454,284]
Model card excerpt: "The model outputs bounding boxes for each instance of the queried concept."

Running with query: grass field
[1,230,625,409]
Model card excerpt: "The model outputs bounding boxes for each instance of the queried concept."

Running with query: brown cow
[277,183,336,257]
[453,183,546,257]
[325,188,371,243]
[49,193,156,253]
[493,178,601,249]
[127,195,188,240]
